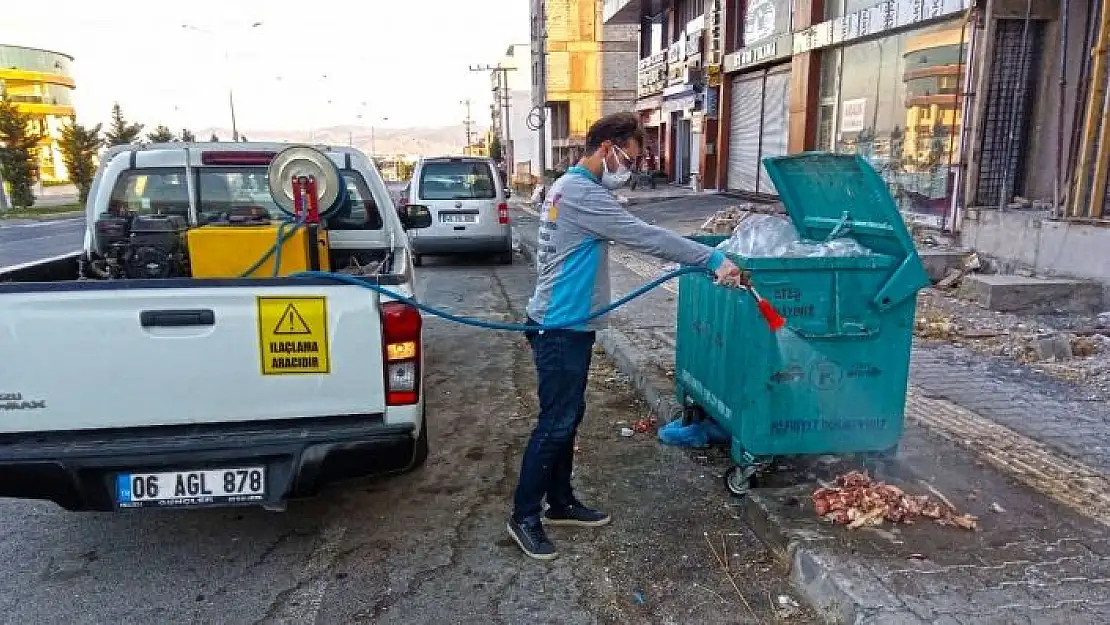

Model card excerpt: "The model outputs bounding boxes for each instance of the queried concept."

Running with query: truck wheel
[413,254,424,268]
[498,251,513,265]
[409,412,429,470]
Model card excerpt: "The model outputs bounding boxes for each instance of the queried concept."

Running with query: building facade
[607,0,1110,292]
[0,45,77,183]
[531,0,638,173]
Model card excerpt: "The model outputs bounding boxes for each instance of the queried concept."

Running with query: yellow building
[0,45,77,182]
[533,0,637,167]
[901,25,968,172]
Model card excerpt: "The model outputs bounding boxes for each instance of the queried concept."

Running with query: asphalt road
[0,182,409,269]
[0,217,85,268]
[0,249,800,624]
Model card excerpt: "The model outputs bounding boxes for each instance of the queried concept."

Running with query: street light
[181,21,264,141]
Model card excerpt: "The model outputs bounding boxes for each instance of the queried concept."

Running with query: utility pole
[531,3,548,186]
[461,99,475,149]
[469,63,517,175]
[228,89,239,142]
[182,21,262,143]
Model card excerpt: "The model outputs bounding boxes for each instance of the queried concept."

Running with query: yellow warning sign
[256,296,330,375]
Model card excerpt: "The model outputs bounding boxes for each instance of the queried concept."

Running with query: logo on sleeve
[544,193,561,222]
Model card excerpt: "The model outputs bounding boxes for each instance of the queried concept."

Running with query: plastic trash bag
[716,214,799,257]
[657,418,730,448]
[716,214,872,258]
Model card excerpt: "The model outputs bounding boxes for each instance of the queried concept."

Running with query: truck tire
[498,251,513,265]
[413,253,424,267]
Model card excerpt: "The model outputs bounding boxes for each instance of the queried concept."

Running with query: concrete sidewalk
[511,203,1110,624]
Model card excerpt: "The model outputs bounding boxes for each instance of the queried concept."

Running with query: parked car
[405,156,512,266]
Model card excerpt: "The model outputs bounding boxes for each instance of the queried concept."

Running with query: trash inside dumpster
[715,213,874,258]
[673,153,932,496]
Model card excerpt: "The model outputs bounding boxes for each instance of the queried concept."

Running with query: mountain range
[193,124,488,157]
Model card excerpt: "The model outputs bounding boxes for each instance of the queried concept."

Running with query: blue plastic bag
[658,418,730,448]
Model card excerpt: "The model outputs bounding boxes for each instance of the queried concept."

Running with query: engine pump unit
[92,213,190,279]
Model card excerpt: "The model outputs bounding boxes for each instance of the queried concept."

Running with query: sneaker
[507,515,558,561]
[544,502,611,527]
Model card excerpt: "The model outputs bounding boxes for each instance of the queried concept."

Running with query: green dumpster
[673,153,931,495]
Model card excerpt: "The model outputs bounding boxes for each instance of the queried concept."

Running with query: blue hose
[246,219,710,332]
[291,266,708,332]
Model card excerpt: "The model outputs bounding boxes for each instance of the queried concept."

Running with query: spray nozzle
[706,268,786,332]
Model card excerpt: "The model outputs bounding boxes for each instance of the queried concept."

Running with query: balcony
[603,0,667,24]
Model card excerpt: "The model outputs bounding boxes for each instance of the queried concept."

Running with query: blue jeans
[512,322,596,521]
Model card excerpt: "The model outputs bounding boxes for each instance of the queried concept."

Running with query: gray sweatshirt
[526,166,725,330]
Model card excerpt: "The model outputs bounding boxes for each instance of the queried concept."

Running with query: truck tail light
[381,301,422,405]
[498,202,509,225]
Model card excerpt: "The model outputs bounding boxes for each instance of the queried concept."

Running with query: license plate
[117,467,266,508]
[440,213,477,224]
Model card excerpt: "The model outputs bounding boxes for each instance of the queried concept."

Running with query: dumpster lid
[761,153,917,262]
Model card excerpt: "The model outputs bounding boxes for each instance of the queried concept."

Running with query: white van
[406,156,512,266]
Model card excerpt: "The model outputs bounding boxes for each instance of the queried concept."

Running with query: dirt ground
[914,286,1110,398]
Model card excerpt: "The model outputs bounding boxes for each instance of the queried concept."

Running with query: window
[107,167,383,229]
[814,20,970,218]
[329,171,384,230]
[549,102,570,140]
[109,170,190,217]
[418,161,496,200]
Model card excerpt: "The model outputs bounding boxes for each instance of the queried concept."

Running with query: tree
[489,135,503,162]
[0,90,43,209]
[147,125,176,143]
[105,103,144,146]
[181,129,196,142]
[59,120,102,204]
[396,160,414,181]
[209,133,220,142]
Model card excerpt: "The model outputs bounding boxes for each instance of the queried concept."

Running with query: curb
[596,328,683,422]
[513,226,536,265]
[512,225,879,623]
[0,210,82,221]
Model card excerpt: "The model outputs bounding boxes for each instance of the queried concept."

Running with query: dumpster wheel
[724,465,758,497]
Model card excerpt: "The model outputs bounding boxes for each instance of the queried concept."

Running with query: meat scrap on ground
[811,471,978,531]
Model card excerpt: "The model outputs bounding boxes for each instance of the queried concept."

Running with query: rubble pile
[699,207,750,234]
[812,471,978,531]
[697,203,787,235]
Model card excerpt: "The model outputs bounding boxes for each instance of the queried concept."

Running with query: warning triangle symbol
[274,303,312,335]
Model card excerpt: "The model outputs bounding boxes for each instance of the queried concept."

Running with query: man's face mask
[601,145,633,190]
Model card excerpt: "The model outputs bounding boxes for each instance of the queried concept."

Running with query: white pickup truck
[0,143,432,511]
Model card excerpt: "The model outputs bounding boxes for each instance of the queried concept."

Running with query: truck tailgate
[0,283,386,433]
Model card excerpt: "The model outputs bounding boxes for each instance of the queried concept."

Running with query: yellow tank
[187,223,331,278]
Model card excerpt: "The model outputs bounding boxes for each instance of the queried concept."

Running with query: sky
[1,0,530,133]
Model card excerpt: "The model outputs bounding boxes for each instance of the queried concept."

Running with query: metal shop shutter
[728,73,763,193]
[757,67,791,194]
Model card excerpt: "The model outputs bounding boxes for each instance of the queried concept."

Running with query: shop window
[814,19,970,220]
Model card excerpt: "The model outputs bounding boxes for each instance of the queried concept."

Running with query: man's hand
[714,258,750,288]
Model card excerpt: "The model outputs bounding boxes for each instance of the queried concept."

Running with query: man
[508,112,745,560]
